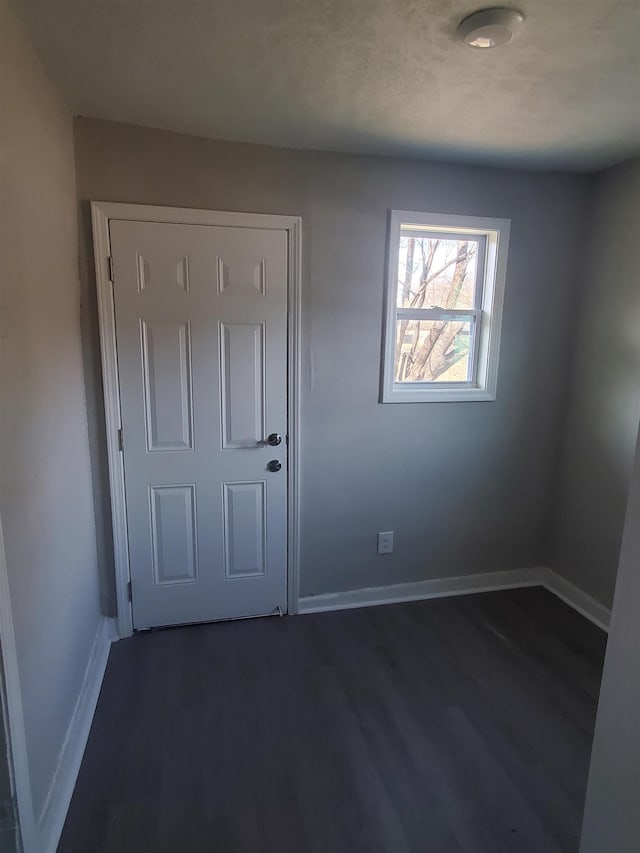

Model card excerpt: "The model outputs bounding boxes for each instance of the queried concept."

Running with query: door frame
[91,202,302,639]
[0,514,34,851]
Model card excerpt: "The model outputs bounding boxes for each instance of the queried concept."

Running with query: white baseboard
[35,616,117,853]
[298,567,544,614]
[542,568,611,632]
[299,566,611,632]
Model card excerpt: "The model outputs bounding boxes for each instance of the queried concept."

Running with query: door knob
[267,433,282,446]
[267,460,282,472]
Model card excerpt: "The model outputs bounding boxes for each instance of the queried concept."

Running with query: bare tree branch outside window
[395,237,477,382]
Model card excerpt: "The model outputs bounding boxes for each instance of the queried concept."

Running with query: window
[381,210,510,403]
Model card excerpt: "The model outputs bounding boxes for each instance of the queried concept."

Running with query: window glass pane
[395,319,473,383]
[397,236,479,311]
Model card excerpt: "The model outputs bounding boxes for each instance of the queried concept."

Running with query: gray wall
[0,0,102,820]
[579,420,640,853]
[551,158,640,608]
[74,118,592,602]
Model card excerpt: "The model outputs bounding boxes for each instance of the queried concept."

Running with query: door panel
[220,322,264,447]
[141,320,194,451]
[223,481,266,578]
[149,484,198,585]
[109,219,288,629]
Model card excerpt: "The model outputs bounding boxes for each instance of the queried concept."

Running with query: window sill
[380,386,496,403]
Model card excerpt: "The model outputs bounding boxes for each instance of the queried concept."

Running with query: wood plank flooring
[58,587,606,853]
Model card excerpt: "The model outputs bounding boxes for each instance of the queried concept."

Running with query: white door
[109,219,288,629]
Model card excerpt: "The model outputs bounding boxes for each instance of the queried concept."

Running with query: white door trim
[0,514,36,851]
[91,202,302,638]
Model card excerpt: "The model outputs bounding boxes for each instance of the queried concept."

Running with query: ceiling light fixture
[456,7,525,49]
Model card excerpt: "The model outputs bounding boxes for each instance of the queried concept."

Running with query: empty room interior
[1,0,640,851]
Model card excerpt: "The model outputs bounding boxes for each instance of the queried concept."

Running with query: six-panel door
[109,220,288,629]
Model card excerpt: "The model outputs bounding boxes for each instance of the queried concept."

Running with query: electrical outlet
[377,531,394,555]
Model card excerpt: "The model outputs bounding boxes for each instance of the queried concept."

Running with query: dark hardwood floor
[58,587,606,853]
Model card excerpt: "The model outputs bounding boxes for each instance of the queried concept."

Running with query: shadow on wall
[78,201,117,616]
[550,158,640,610]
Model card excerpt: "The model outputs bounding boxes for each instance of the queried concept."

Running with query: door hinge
[117,428,124,452]
[127,581,133,602]
[108,255,114,282]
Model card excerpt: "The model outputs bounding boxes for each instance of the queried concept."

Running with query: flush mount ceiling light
[457,7,525,48]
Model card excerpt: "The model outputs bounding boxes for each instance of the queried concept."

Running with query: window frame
[381,210,510,403]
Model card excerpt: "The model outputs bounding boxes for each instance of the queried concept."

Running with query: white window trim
[381,209,510,403]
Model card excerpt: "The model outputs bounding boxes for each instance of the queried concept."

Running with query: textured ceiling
[12,0,640,170]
